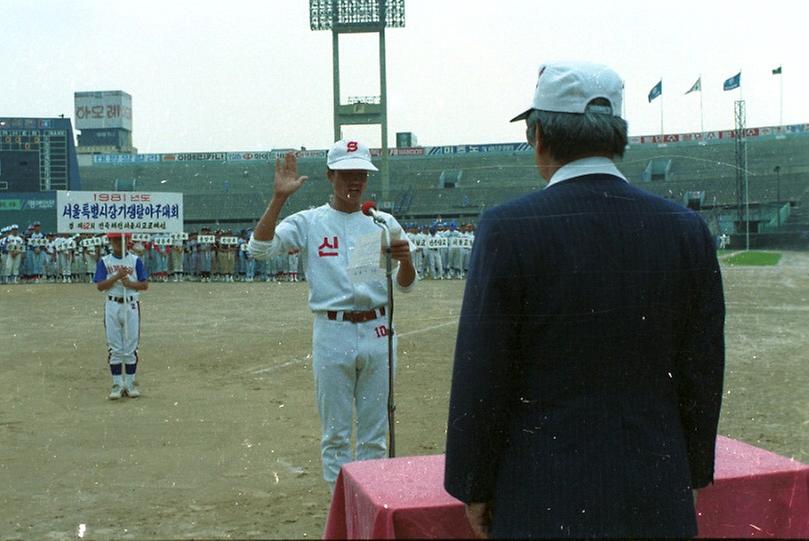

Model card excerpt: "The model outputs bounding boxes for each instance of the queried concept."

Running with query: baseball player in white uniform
[406,224,425,280]
[249,140,416,490]
[56,234,75,283]
[26,222,45,282]
[424,226,444,279]
[93,233,149,400]
[3,225,24,284]
[0,226,9,283]
[287,248,300,282]
[82,235,100,283]
[446,223,463,279]
[460,223,475,277]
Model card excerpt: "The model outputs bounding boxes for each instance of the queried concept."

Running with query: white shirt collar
[547,156,628,187]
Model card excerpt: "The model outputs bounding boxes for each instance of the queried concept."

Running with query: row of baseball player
[407,223,476,280]
[0,229,304,284]
[1,222,476,284]
[0,223,45,285]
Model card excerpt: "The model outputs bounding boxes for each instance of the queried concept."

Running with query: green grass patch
[721,251,782,266]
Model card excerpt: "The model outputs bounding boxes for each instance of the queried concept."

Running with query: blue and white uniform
[3,230,24,283]
[424,229,443,279]
[94,252,148,396]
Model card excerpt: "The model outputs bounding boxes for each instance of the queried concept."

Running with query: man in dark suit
[444,61,725,538]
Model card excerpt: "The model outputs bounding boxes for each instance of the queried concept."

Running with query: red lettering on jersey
[346,141,359,153]
[108,264,133,275]
[318,236,339,257]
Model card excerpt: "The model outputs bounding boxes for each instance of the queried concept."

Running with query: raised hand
[274,152,309,198]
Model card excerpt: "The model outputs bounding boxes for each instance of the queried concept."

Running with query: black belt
[108,295,135,303]
[326,307,385,323]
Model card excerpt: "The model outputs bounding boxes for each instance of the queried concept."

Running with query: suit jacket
[444,174,725,538]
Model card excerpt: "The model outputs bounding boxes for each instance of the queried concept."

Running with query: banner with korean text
[56,191,183,234]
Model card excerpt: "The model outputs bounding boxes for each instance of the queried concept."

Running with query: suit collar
[547,156,628,187]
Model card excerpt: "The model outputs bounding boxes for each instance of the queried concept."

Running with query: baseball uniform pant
[3,254,21,278]
[170,250,184,273]
[105,298,141,365]
[448,247,463,275]
[426,250,442,278]
[58,253,72,277]
[413,250,424,276]
[311,313,396,484]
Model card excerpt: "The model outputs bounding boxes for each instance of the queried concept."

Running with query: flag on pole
[648,80,662,102]
[772,66,782,75]
[723,72,741,91]
[685,77,702,94]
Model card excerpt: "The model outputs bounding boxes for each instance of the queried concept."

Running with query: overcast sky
[3,0,806,153]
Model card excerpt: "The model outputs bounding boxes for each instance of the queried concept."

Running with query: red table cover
[324,436,809,539]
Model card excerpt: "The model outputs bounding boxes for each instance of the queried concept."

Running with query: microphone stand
[371,214,396,458]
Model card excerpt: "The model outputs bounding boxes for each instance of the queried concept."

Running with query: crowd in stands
[0,220,476,284]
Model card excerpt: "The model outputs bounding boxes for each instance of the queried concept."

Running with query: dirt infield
[2,253,808,539]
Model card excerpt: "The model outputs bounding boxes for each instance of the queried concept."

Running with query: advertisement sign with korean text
[56,191,183,234]
[74,91,133,131]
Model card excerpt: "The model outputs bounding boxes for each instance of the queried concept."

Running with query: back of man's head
[511,61,628,164]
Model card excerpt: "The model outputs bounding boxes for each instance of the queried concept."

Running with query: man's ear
[533,123,544,155]
[326,168,335,184]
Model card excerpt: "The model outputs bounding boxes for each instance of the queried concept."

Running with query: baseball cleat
[108,384,124,400]
[125,383,141,398]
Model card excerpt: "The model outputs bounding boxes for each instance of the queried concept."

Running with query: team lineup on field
[0,221,475,284]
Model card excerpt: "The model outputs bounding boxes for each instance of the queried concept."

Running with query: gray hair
[526,100,628,163]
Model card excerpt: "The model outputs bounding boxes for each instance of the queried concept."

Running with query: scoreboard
[0,117,81,193]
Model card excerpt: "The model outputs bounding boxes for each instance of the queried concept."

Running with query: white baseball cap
[327,139,378,171]
[511,61,624,122]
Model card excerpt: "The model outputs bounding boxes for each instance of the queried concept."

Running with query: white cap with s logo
[327,139,379,171]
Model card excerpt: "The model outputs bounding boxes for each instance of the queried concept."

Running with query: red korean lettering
[318,236,339,257]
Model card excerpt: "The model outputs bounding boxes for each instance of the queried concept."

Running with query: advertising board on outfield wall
[87,122,809,166]
[56,191,183,234]
[628,123,809,145]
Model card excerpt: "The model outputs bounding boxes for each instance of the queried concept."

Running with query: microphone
[361,200,386,224]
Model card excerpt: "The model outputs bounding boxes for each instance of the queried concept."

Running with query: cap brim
[510,108,532,123]
[328,158,379,172]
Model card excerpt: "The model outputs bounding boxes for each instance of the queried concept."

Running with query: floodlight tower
[734,100,749,250]
[309,0,405,205]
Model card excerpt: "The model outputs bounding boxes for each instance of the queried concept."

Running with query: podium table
[324,436,809,539]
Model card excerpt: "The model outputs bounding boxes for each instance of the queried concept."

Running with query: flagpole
[699,74,704,134]
[779,68,784,128]
[660,78,664,140]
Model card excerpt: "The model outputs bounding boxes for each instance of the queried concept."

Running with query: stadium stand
[74,129,809,246]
